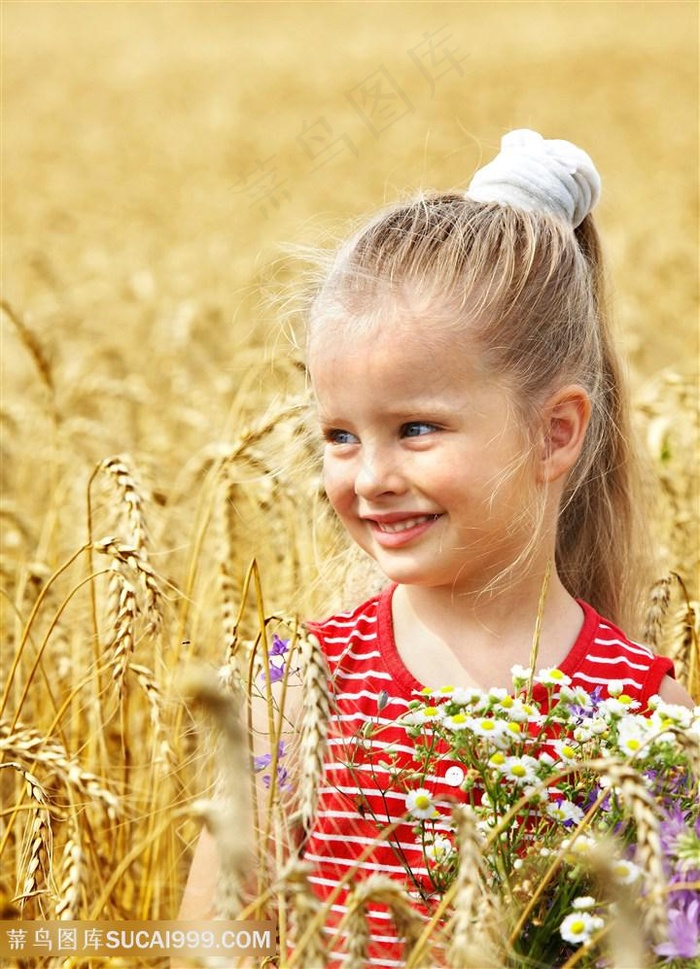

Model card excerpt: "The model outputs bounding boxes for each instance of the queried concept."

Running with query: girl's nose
[354,449,407,498]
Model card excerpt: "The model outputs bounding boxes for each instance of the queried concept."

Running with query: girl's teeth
[376,515,436,534]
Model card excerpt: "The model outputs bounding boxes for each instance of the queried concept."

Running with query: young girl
[180,129,693,964]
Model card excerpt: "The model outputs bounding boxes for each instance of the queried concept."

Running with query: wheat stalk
[1,299,55,399]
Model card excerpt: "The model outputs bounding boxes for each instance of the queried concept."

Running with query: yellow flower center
[414,794,431,811]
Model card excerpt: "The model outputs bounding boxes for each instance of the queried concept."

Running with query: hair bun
[466,128,601,228]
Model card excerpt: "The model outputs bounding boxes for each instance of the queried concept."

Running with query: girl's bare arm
[177,825,220,921]
[175,667,305,952]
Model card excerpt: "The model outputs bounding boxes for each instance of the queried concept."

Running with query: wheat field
[1,2,698,966]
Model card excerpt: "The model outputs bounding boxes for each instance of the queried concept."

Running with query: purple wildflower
[258,634,290,686]
[253,741,291,791]
[655,899,700,960]
[254,741,286,773]
[270,634,290,656]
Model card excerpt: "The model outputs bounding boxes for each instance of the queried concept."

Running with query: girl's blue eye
[402,422,437,438]
[325,428,358,445]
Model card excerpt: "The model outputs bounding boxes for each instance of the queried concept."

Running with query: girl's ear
[537,384,591,483]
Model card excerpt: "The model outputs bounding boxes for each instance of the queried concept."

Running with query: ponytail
[555,216,649,634]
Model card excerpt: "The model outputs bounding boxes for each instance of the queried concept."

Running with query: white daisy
[616,716,654,757]
[547,799,584,825]
[487,686,509,703]
[611,858,642,885]
[650,701,693,731]
[599,695,640,717]
[510,664,532,688]
[424,834,454,864]
[558,684,594,710]
[448,686,485,707]
[405,788,438,820]
[443,712,472,731]
[563,834,597,861]
[534,667,572,688]
[559,911,604,945]
[551,738,579,763]
[401,704,444,727]
[498,755,539,785]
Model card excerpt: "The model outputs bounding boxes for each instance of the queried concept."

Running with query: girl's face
[309,316,541,597]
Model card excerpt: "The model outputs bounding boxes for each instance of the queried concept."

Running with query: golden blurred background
[4,2,698,405]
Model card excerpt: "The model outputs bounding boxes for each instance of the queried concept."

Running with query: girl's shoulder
[563,600,675,705]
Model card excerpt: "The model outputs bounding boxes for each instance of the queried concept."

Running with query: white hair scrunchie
[466,129,601,228]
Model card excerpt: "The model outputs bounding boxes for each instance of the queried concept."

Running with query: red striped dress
[303,584,674,967]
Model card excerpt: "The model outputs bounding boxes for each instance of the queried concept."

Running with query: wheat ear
[94,536,162,632]
[1,299,55,399]
[601,762,667,944]
[98,455,150,552]
[6,765,53,913]
[105,566,137,692]
[670,601,699,697]
[642,575,672,648]
[182,668,252,918]
[281,859,329,968]
[295,631,331,833]
[343,874,425,969]
[447,805,501,969]
[130,663,173,768]
[54,820,85,920]
[215,476,239,663]
[0,721,119,817]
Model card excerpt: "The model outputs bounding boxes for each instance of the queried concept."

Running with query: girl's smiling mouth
[364,513,443,546]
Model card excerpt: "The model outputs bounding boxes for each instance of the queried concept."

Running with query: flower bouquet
[347,668,700,967]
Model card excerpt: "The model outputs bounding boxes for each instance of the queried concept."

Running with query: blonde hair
[305,193,650,632]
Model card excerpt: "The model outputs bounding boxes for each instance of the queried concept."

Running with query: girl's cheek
[322,458,347,508]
